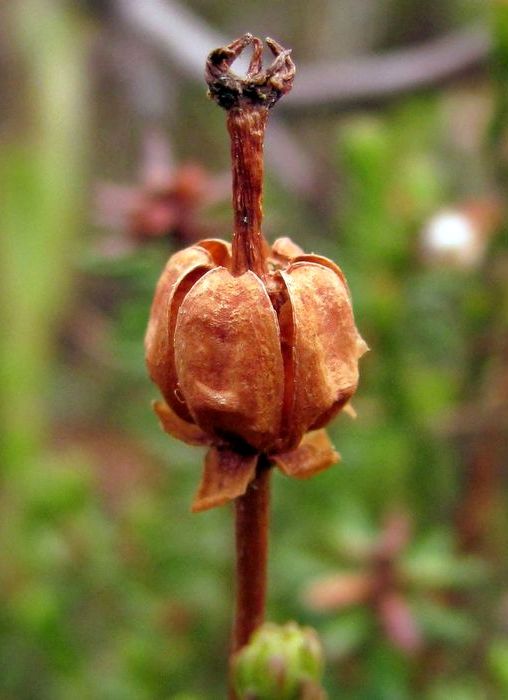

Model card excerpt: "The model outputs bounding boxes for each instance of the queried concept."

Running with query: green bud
[232,622,326,700]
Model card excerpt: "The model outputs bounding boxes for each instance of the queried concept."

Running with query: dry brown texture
[152,399,211,446]
[228,107,270,278]
[197,238,232,267]
[278,262,367,448]
[272,429,339,478]
[271,236,305,260]
[174,267,284,451]
[145,246,212,411]
[145,238,366,509]
[191,448,259,513]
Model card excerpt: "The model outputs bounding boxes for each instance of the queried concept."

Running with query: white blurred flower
[420,198,502,269]
[421,209,484,268]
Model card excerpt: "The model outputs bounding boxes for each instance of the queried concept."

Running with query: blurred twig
[285,26,490,111]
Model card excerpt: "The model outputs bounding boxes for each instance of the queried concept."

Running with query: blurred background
[1,1,508,698]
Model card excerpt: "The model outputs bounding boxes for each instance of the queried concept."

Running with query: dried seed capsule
[145,237,367,510]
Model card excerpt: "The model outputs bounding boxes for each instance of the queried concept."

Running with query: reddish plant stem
[230,462,271,697]
[227,97,270,700]
[232,463,271,650]
[226,104,271,699]
[456,427,504,553]
[227,106,270,278]
[227,105,271,693]
[224,99,272,700]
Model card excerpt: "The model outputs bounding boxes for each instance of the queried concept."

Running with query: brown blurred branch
[285,26,490,111]
[454,329,508,554]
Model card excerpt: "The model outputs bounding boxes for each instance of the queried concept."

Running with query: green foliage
[488,639,508,693]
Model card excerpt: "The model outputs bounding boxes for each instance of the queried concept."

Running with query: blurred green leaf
[403,531,488,589]
[415,598,478,644]
[488,639,508,691]
[321,610,372,660]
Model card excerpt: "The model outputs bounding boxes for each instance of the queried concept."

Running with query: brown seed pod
[146,237,367,511]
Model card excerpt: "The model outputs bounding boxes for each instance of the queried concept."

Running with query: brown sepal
[271,236,304,261]
[153,400,212,446]
[191,447,259,512]
[196,238,231,267]
[272,429,339,479]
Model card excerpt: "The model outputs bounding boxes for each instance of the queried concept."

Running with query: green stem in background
[0,1,87,469]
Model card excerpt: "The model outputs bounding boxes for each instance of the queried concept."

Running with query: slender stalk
[227,102,270,700]
[230,462,271,699]
[228,107,269,278]
[232,462,271,654]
